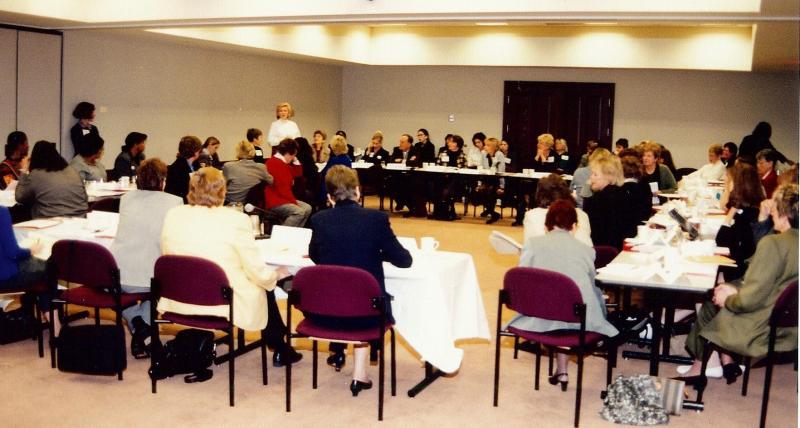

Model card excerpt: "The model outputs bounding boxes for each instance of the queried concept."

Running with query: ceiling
[0,0,797,71]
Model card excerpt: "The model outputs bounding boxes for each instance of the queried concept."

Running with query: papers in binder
[489,231,522,255]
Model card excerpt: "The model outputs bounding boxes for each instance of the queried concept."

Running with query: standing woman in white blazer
[159,167,302,366]
[267,102,302,149]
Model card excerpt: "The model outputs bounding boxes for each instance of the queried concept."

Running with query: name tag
[561,155,569,160]
[442,155,450,162]
[377,155,382,160]
[547,156,555,162]
[82,129,90,136]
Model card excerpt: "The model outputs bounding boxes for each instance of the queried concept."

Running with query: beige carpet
[1,197,797,427]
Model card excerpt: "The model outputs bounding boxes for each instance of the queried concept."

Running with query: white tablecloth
[256,240,491,374]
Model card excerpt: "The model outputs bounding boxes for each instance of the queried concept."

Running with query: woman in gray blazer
[15,141,87,218]
[507,199,618,391]
[110,158,182,358]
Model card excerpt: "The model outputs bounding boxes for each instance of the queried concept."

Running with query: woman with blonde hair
[222,140,274,204]
[582,155,630,249]
[160,167,302,366]
[318,135,353,206]
[533,133,556,173]
[267,102,302,148]
[363,131,389,165]
[311,130,330,164]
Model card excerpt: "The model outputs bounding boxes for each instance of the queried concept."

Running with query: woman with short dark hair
[69,133,107,182]
[69,101,100,155]
[1,131,29,189]
[510,199,618,390]
[114,132,147,179]
[523,173,593,247]
[16,141,87,218]
[110,158,182,358]
[164,135,203,202]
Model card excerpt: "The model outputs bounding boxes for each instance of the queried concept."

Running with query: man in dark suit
[388,133,427,216]
[308,165,412,386]
[164,136,202,202]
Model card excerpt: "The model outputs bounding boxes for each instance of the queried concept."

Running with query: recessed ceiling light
[476,22,509,26]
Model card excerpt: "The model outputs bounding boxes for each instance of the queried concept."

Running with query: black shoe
[548,373,568,392]
[273,348,303,367]
[722,363,743,385]
[673,375,708,391]
[402,211,413,218]
[131,336,150,360]
[350,379,373,396]
[486,213,500,224]
[393,204,405,212]
[479,209,491,218]
[130,317,151,360]
[327,352,346,371]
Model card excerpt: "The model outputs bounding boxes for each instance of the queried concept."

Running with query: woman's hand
[724,207,738,226]
[713,283,738,307]
[758,198,774,222]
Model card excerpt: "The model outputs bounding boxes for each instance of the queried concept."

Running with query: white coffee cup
[637,225,651,240]
[119,176,130,188]
[420,236,439,252]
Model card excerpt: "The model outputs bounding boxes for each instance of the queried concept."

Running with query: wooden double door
[502,81,615,170]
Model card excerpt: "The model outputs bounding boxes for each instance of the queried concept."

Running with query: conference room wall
[341,66,799,168]
[0,29,17,140]
[59,30,342,162]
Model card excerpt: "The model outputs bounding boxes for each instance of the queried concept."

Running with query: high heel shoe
[548,373,568,392]
[722,363,743,385]
[673,375,708,392]
[327,352,345,371]
[350,379,373,396]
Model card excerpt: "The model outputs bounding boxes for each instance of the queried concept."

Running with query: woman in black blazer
[715,163,765,280]
[582,155,630,249]
[69,101,100,156]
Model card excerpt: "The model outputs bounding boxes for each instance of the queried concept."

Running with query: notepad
[489,231,522,255]
[14,219,61,229]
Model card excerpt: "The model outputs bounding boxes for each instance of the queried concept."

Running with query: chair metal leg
[94,307,100,326]
[742,357,751,396]
[534,342,541,390]
[49,306,56,368]
[575,353,584,428]
[261,330,268,386]
[35,304,44,357]
[513,336,519,359]
[391,329,397,396]
[312,340,318,389]
[606,345,615,387]
[229,330,235,407]
[695,341,712,404]
[378,337,385,421]
[759,329,777,428]
[548,350,554,377]
[493,295,504,407]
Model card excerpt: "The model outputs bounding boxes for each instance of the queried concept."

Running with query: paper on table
[14,219,61,229]
[397,237,418,252]
[686,255,736,266]
[489,230,522,254]
[270,225,312,254]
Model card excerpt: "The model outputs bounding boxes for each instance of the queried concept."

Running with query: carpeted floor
[1,196,796,427]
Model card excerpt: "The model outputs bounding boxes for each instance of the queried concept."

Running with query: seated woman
[510,199,618,390]
[532,133,556,173]
[553,138,573,174]
[639,141,677,203]
[430,134,467,220]
[110,158,182,358]
[523,173,592,247]
[16,141,87,218]
[222,140,273,204]
[293,137,320,206]
[165,136,202,202]
[318,135,353,207]
[362,131,389,165]
[570,148,613,209]
[1,131,29,189]
[478,137,507,224]
[680,183,798,386]
[194,136,222,170]
[113,132,147,180]
[582,155,629,249]
[619,151,652,237]
[311,130,331,164]
[715,163,765,281]
[69,133,107,182]
[0,206,47,312]
[687,143,726,182]
[308,165,412,395]
[160,167,302,366]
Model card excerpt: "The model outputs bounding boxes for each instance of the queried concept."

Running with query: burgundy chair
[594,245,621,309]
[286,265,396,421]
[493,267,616,428]
[48,240,148,379]
[0,280,49,357]
[694,280,799,419]
[150,255,268,407]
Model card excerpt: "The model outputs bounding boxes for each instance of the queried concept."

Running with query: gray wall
[341,66,799,168]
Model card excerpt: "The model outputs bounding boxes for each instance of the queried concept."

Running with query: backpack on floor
[57,324,127,375]
[148,328,216,383]
[0,306,38,345]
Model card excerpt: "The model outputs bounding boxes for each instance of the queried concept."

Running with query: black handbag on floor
[149,329,216,383]
[57,324,127,375]
[0,307,38,345]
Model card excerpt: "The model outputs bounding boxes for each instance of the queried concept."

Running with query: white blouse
[267,119,301,147]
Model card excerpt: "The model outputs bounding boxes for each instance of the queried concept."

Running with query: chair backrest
[675,167,697,181]
[503,267,584,323]
[49,240,119,288]
[245,181,267,210]
[594,245,619,270]
[153,255,230,306]
[292,265,383,318]
[771,280,798,328]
